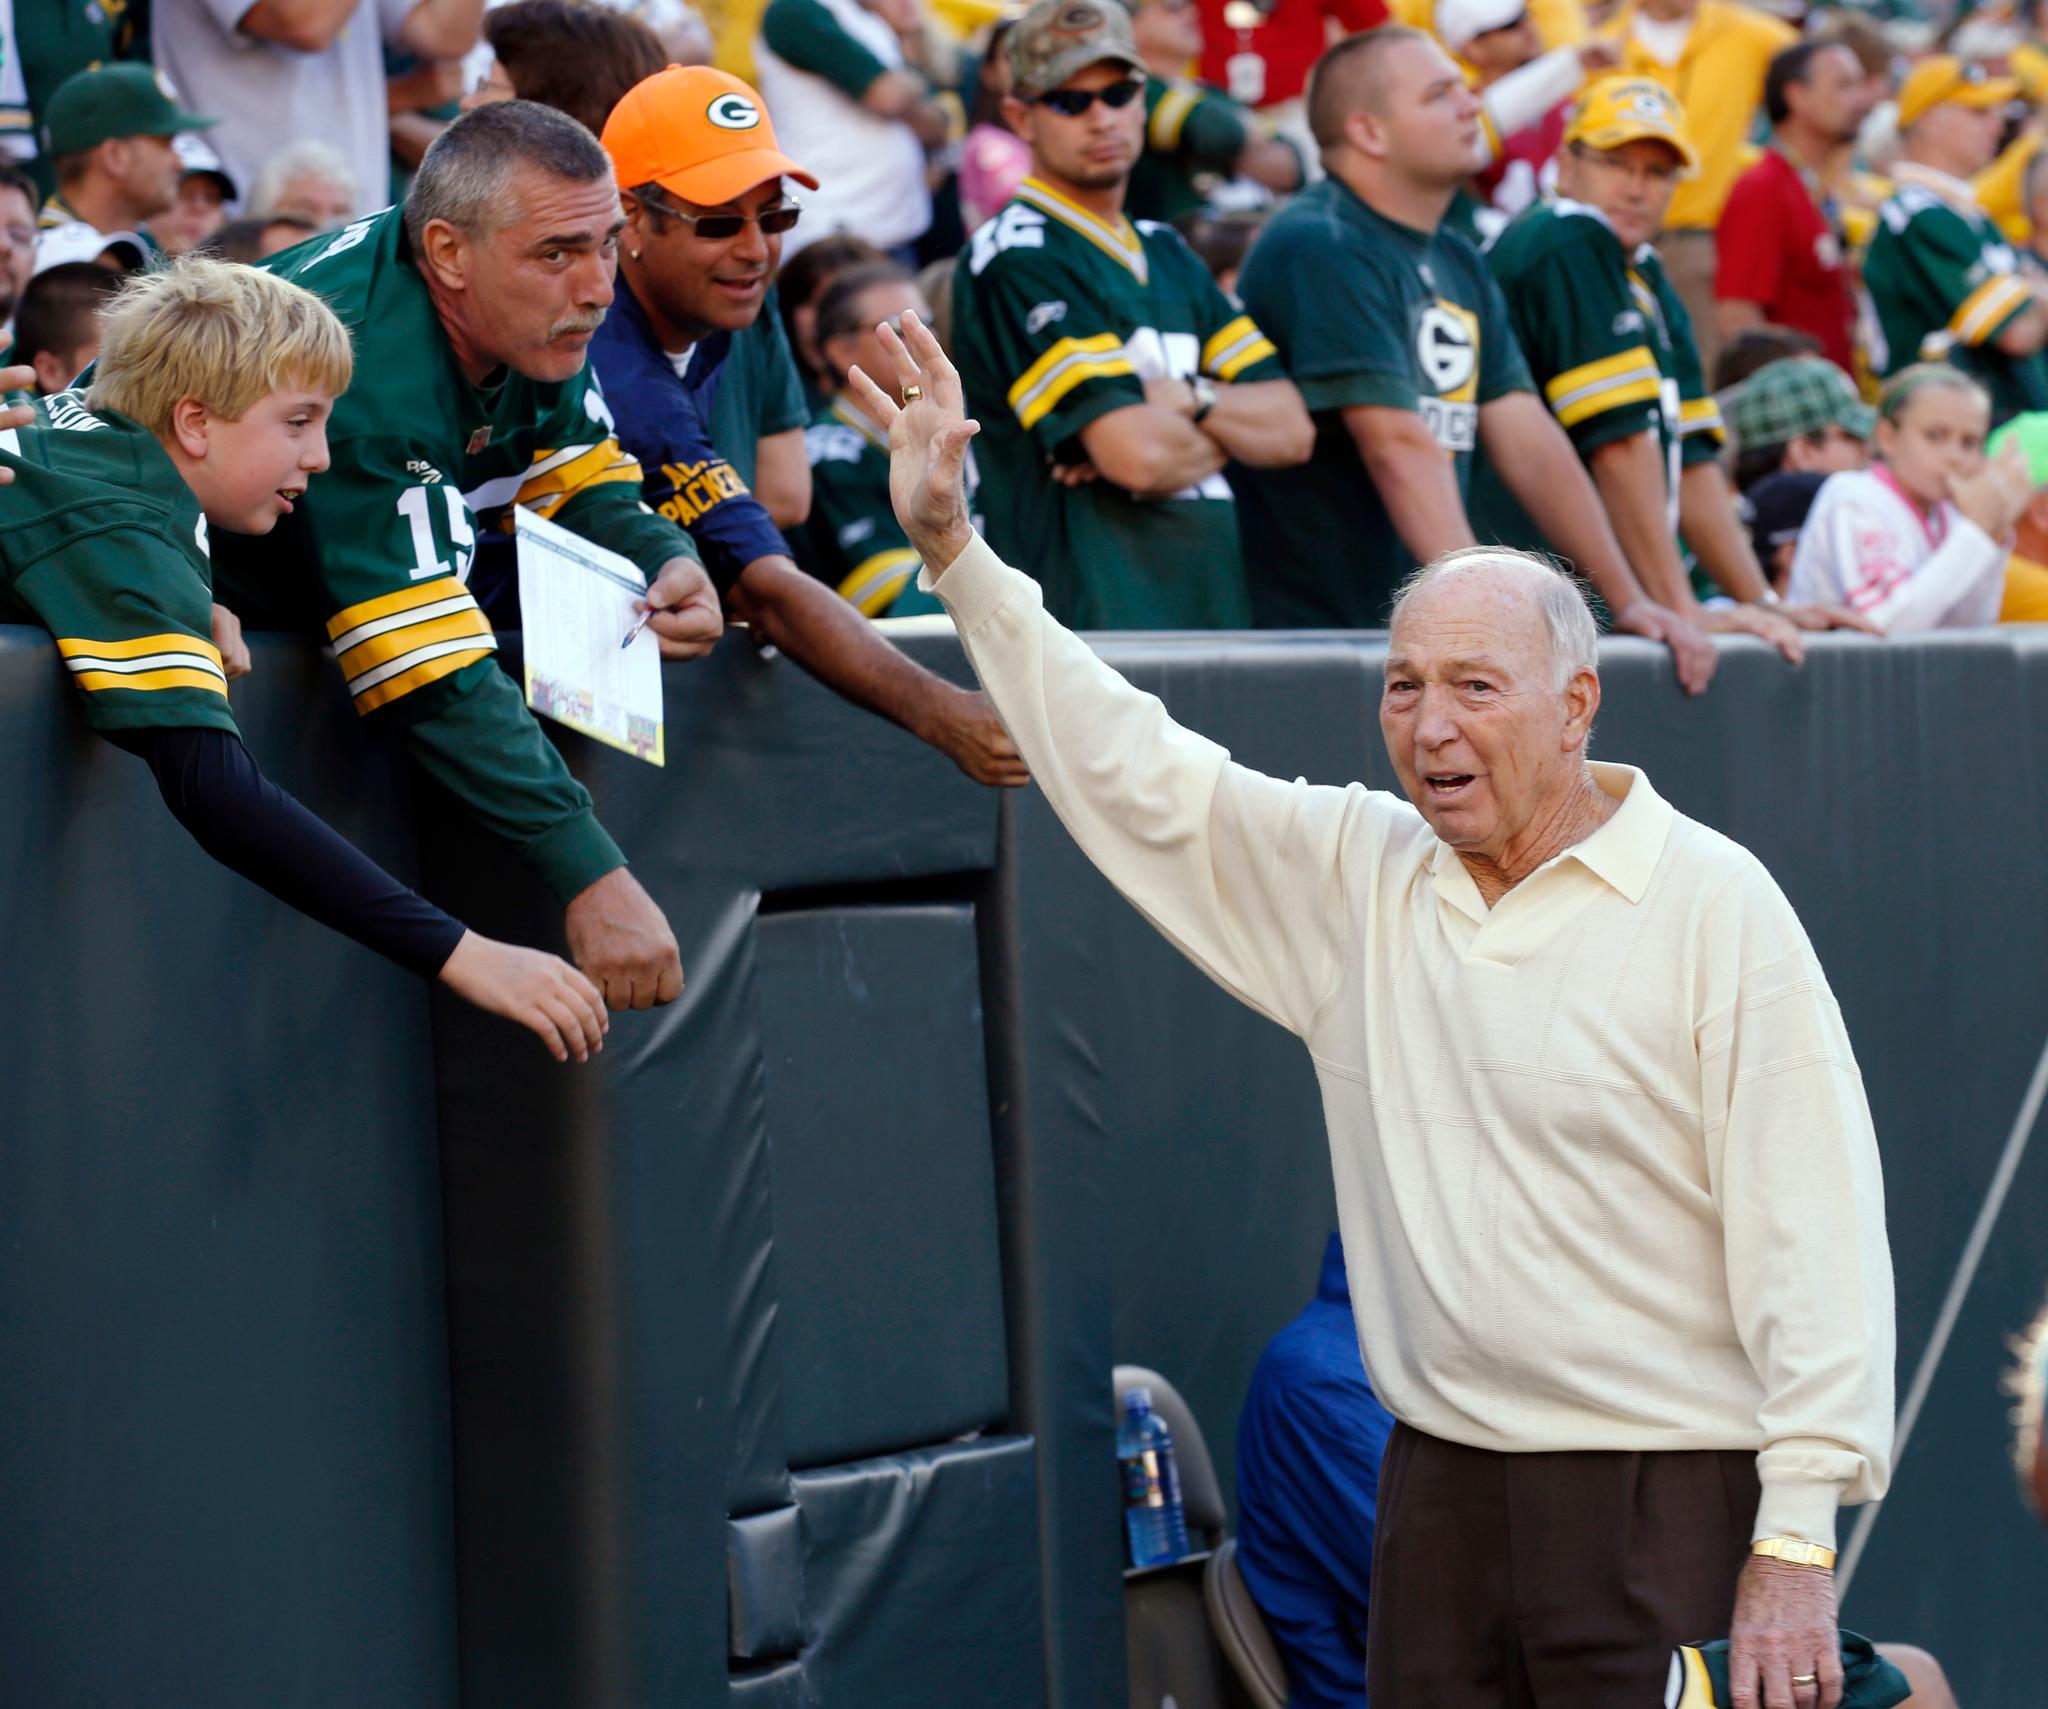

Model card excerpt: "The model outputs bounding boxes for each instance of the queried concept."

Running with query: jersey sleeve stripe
[839,547,923,616]
[1677,397,1726,439]
[1149,84,1200,150]
[1950,275,2031,345]
[1209,332,1278,381]
[1544,348,1663,427]
[514,440,645,513]
[328,593,481,656]
[63,648,227,681]
[1013,353,1140,428]
[1202,316,1276,377]
[326,574,475,639]
[1008,332,1128,406]
[337,606,497,680]
[69,666,231,697]
[56,632,225,668]
[350,638,500,713]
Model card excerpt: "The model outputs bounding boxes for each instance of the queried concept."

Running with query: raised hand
[845,310,980,572]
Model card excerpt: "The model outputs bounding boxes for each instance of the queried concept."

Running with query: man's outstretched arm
[842,312,1381,1040]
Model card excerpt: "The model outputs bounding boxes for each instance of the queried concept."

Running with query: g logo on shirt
[707,93,761,130]
[1416,302,1479,398]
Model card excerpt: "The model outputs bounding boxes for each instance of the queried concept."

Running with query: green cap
[1988,411,2048,485]
[44,64,217,157]
[1728,357,1877,453]
[1007,0,1146,96]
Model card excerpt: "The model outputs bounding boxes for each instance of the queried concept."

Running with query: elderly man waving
[854,315,1895,1709]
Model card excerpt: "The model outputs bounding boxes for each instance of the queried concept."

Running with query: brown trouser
[1366,1423,1758,1709]
[1657,227,1722,383]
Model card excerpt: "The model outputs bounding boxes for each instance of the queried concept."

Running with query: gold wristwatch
[1752,1537,1836,1569]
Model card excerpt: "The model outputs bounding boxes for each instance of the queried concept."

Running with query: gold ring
[902,385,923,403]
[1792,1676,1818,1687]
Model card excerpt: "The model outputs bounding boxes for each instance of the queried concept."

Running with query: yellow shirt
[930,531,1897,1549]
[1398,0,1588,66]
[1600,0,1798,231]
[2002,553,2048,620]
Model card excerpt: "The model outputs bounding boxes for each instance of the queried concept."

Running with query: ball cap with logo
[1894,55,2021,129]
[601,65,819,209]
[1564,75,1700,176]
[43,63,217,157]
[1006,0,1146,97]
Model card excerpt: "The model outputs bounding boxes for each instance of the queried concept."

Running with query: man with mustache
[208,99,724,1012]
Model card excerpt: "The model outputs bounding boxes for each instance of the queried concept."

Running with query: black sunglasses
[642,192,803,240]
[1034,77,1145,117]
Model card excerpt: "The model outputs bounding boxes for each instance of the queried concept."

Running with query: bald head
[1390,548,1599,693]
[1308,25,1433,149]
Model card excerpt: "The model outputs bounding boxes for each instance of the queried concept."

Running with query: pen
[620,609,650,650]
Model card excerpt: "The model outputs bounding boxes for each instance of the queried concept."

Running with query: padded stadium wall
[1,620,2043,1708]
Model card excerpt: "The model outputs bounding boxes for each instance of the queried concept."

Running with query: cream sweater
[930,534,1895,1546]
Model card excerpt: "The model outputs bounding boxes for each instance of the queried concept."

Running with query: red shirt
[1196,0,1387,108]
[1714,147,1858,376]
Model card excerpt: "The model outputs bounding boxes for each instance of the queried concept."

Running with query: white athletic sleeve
[1481,46,1586,146]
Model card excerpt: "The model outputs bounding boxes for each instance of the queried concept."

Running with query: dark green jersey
[949,175,1283,629]
[798,396,943,617]
[210,206,694,901]
[1864,167,2048,423]
[708,290,811,487]
[1234,175,1534,628]
[1471,198,1725,551]
[1126,76,1251,224]
[0,393,234,735]
[4,0,142,194]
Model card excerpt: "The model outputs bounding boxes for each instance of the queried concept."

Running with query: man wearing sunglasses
[595,66,1029,788]
[949,0,1313,630]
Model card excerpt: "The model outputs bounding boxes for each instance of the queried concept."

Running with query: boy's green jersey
[210,205,696,901]
[1863,167,2048,423]
[799,397,943,617]
[1471,198,1725,551]
[1126,76,1252,224]
[0,392,235,736]
[949,175,1283,630]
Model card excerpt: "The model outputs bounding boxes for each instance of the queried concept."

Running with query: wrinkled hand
[847,310,979,573]
[1698,601,1806,666]
[564,866,684,1010]
[1613,601,1718,695]
[211,603,253,680]
[1050,459,1100,488]
[1577,36,1623,71]
[1781,601,1883,636]
[639,553,725,660]
[1728,1557,1841,1709]
[927,685,1029,787]
[438,930,609,1062]
[1949,445,2035,540]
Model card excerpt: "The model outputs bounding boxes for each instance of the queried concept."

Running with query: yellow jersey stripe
[1552,374,1663,428]
[1149,83,1199,150]
[1202,315,1259,371]
[57,632,225,666]
[337,606,496,682]
[1016,178,1148,281]
[839,548,922,617]
[1009,332,1126,407]
[514,439,641,503]
[1213,335,1277,382]
[72,667,230,696]
[1545,346,1659,403]
[1952,274,2030,345]
[352,644,497,714]
[1015,354,1140,429]
[1678,398,1726,438]
[327,574,471,639]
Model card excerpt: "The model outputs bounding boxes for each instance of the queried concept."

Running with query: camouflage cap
[1007,0,1146,96]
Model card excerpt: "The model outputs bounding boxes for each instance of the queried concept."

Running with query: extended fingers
[846,363,901,425]
[900,310,966,405]
[873,321,924,392]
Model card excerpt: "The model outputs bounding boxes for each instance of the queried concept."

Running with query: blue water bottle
[1117,1386,1190,1568]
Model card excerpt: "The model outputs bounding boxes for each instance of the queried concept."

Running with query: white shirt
[928,533,1896,1548]
[1787,464,2007,632]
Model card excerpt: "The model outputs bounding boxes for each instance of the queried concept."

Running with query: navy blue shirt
[1235,1233,1396,1709]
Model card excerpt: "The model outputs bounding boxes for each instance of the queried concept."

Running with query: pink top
[958,125,1032,233]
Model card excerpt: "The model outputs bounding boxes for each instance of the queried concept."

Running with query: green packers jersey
[799,397,943,617]
[1864,167,2048,423]
[0,393,233,735]
[5,0,141,195]
[950,175,1282,629]
[210,205,693,901]
[1471,198,1725,551]
[1127,76,1251,224]
[1233,175,1533,628]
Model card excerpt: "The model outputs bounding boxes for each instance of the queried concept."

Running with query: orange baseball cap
[601,66,819,207]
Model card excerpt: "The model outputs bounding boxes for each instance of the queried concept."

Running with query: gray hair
[1389,545,1600,692]
[246,139,358,221]
[403,99,614,248]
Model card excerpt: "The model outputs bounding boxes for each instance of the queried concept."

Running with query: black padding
[728,1507,808,1662]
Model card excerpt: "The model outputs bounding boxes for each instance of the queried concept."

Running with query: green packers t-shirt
[798,395,944,617]
[950,174,1284,629]
[1864,164,2048,423]
[1126,75,1251,225]
[707,287,811,487]
[1233,174,1533,629]
[1471,198,1725,553]
[0,392,235,734]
